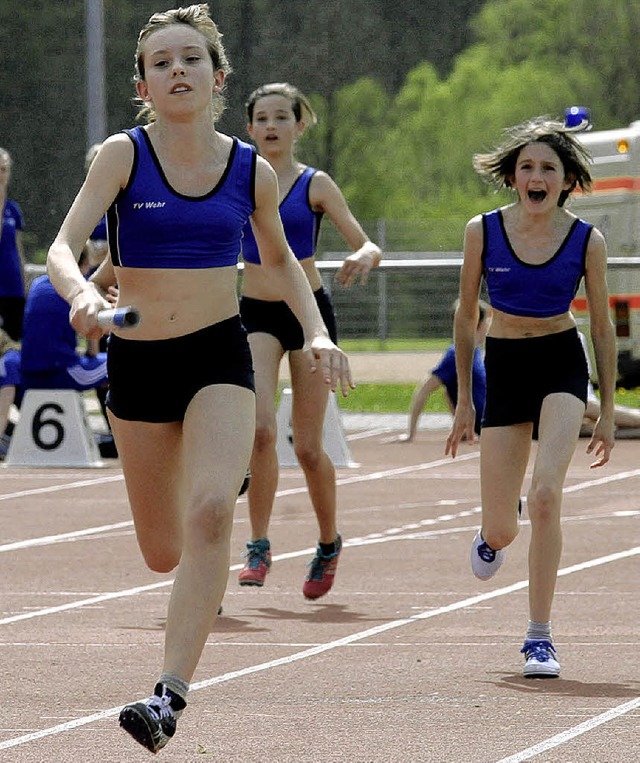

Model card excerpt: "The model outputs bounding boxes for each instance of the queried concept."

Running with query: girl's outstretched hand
[335,251,379,288]
[445,403,477,458]
[586,415,615,468]
[305,336,355,397]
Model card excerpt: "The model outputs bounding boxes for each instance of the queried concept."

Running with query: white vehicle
[567,107,640,386]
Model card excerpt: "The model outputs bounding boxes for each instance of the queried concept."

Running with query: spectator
[21,246,111,443]
[0,148,26,340]
[0,328,21,458]
[394,300,490,442]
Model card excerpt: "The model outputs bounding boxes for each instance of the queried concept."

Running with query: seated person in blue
[21,245,110,428]
[396,300,490,442]
[0,328,22,458]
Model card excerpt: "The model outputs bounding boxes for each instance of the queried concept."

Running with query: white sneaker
[521,640,561,678]
[470,531,505,580]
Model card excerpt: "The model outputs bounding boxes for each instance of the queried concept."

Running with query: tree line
[0,0,637,257]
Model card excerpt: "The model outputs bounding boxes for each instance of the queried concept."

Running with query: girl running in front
[238,82,381,600]
[446,116,616,678]
[47,6,352,753]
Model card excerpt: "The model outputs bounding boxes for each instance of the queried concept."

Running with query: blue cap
[565,106,591,130]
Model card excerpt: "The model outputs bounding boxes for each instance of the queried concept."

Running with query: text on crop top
[108,127,256,269]
[481,209,592,318]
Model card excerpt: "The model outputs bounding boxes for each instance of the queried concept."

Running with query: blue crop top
[107,127,256,269]
[482,209,592,318]
[241,166,323,264]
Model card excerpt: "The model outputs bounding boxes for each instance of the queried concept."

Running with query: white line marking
[493,696,640,762]
[0,474,124,502]
[0,545,638,751]
[0,454,480,555]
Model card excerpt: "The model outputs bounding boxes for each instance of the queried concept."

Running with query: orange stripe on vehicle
[573,177,640,194]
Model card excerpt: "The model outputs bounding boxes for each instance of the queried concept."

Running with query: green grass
[332,383,640,414]
[335,384,450,413]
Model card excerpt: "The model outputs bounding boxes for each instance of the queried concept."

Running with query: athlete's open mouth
[528,190,547,202]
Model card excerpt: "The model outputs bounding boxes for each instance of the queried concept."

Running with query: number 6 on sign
[5,389,103,468]
[31,402,65,450]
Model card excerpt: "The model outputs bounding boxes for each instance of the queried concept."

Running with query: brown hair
[246,82,317,127]
[473,117,592,207]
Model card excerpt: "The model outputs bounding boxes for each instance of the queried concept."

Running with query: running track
[0,428,638,762]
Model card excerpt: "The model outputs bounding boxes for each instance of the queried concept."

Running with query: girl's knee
[295,442,328,472]
[139,544,181,574]
[483,524,518,551]
[528,483,561,524]
[184,495,234,546]
[253,421,276,453]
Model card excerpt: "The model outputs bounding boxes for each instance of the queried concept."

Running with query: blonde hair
[246,82,317,127]
[134,3,231,123]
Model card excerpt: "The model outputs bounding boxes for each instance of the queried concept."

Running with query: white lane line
[0,474,124,502]
[0,454,480,555]
[2,461,635,558]
[0,545,638,752]
[0,522,133,553]
[493,696,640,763]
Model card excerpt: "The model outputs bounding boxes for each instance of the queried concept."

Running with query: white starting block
[276,387,356,468]
[5,389,103,468]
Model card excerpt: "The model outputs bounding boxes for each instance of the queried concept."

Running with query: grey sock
[525,620,552,642]
[158,673,189,704]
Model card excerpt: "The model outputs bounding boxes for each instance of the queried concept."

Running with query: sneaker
[470,531,504,580]
[303,534,342,600]
[119,683,186,753]
[238,538,271,586]
[521,639,561,678]
[238,468,250,497]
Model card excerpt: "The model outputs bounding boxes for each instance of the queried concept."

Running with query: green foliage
[2,0,638,260]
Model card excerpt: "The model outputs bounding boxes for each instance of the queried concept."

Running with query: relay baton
[96,306,141,329]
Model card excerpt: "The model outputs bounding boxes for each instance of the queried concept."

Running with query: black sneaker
[119,683,186,753]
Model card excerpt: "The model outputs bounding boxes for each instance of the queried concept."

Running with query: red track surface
[1,429,639,762]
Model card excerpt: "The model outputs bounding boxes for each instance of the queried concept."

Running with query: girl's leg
[289,349,336,543]
[245,332,284,540]
[479,423,532,549]
[107,413,185,572]
[163,383,255,683]
[527,393,584,623]
[471,424,532,580]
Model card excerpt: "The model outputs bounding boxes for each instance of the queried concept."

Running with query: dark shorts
[240,287,338,352]
[106,315,255,423]
[482,327,588,429]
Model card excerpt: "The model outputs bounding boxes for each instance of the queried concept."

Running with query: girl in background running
[238,82,381,599]
[446,116,616,678]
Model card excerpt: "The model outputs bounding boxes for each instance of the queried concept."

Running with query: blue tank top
[482,209,591,318]
[108,127,256,269]
[21,275,79,372]
[0,199,25,297]
[241,166,323,264]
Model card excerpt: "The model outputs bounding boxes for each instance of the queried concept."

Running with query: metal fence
[26,257,640,346]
